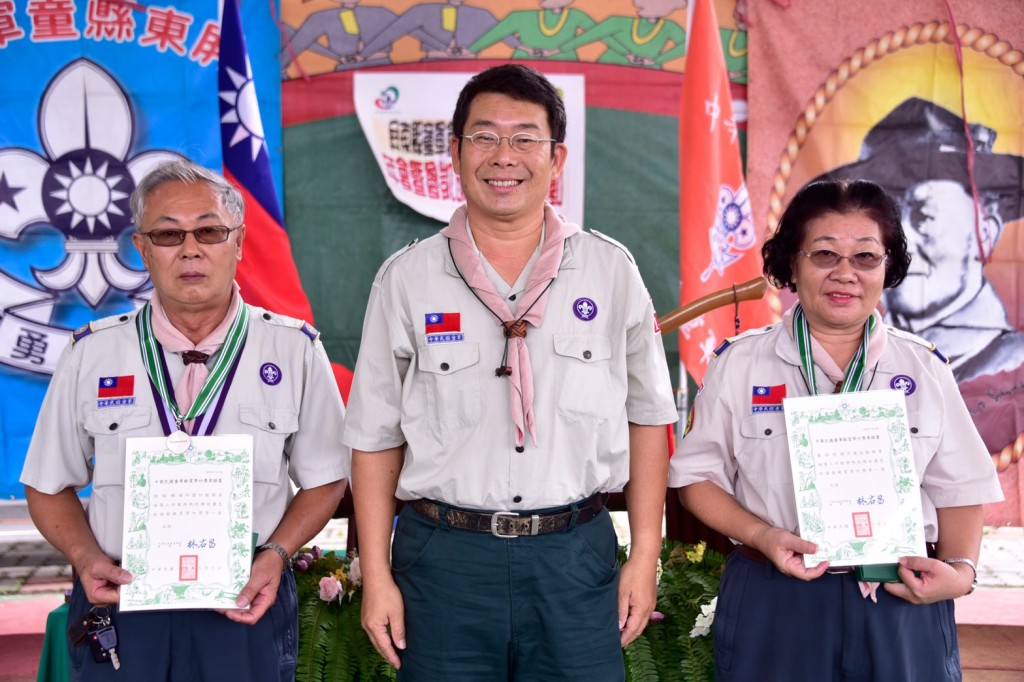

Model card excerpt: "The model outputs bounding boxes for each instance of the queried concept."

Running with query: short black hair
[762,178,911,291]
[451,64,566,153]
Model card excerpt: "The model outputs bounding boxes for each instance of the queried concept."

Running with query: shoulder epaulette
[711,324,776,358]
[71,323,93,344]
[70,313,134,344]
[258,309,321,343]
[378,238,420,281]
[885,326,949,364]
[588,229,637,265]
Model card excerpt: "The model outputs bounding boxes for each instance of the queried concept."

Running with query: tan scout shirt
[21,302,349,559]
[343,222,677,511]
[669,308,1003,542]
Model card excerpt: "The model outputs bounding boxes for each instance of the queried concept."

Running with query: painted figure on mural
[360,0,505,61]
[468,0,596,60]
[555,0,688,68]
[280,0,396,74]
[819,97,1024,383]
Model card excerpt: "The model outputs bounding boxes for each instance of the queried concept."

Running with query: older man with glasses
[20,158,349,681]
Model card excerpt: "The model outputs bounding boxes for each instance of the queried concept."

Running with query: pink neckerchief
[150,284,241,425]
[441,203,581,447]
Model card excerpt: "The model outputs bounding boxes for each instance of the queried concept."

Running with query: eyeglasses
[138,225,242,247]
[799,249,887,271]
[462,131,556,153]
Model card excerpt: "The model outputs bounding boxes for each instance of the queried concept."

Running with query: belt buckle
[490,511,520,538]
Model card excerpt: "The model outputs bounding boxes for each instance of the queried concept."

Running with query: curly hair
[762,178,910,292]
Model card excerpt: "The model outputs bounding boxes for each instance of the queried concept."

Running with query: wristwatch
[942,557,978,596]
[255,543,290,573]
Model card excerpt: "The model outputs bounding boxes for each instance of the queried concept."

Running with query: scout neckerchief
[441,203,581,447]
[792,302,876,395]
[137,299,248,439]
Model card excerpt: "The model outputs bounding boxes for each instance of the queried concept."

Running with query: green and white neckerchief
[136,302,249,435]
[792,303,876,395]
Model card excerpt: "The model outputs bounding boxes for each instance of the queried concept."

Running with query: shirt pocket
[417,342,481,433]
[906,410,941,474]
[737,412,789,488]
[238,405,300,484]
[553,334,617,421]
[83,407,153,488]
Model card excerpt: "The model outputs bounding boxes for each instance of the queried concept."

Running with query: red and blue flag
[425,313,461,334]
[98,376,135,398]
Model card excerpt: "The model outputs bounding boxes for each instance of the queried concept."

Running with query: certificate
[120,435,254,611]
[783,390,926,568]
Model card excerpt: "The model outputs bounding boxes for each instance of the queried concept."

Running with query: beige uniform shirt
[669,309,1003,542]
[20,303,349,558]
[343,222,677,511]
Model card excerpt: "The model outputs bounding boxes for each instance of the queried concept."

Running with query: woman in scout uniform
[670,178,1002,681]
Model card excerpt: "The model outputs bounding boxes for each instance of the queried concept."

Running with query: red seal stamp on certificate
[179,555,199,581]
[852,512,873,538]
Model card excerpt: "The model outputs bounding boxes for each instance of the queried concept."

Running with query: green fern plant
[293,548,396,682]
[624,541,724,682]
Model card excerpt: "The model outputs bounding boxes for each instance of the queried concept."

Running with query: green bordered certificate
[783,390,926,568]
[120,435,254,611]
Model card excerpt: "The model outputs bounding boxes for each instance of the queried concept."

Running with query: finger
[367,624,401,668]
[389,612,407,651]
[619,609,650,648]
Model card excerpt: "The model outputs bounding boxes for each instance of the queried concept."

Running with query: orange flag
[678,0,771,386]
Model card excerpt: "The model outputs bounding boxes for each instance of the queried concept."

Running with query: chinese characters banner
[353,71,585,224]
[745,0,1024,524]
[0,0,282,499]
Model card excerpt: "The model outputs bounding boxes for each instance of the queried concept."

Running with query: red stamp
[852,512,873,538]
[179,555,198,581]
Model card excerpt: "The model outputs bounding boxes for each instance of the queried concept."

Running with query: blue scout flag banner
[0,0,283,500]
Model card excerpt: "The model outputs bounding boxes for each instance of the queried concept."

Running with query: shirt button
[513,495,522,503]
[440,362,450,371]
[268,422,276,430]
[263,312,272,320]
[764,428,772,436]
[515,446,525,453]
[910,427,919,434]
[583,350,592,360]
[118,315,128,322]
[109,423,118,430]
[509,293,517,301]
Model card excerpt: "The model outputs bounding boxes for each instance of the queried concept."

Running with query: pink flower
[348,557,362,586]
[318,576,341,602]
[650,611,665,622]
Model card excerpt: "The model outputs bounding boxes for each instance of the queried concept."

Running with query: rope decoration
[764,22,1024,471]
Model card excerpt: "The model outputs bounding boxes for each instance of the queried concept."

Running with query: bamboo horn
[658,276,769,335]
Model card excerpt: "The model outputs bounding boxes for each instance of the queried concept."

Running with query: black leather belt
[409,493,606,538]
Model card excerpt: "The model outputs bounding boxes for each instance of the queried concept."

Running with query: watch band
[942,557,977,595]
[256,543,290,573]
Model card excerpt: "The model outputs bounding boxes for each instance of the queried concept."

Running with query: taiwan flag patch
[97,376,136,408]
[751,384,786,413]
[425,312,463,344]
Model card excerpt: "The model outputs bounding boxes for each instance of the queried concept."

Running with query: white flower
[689,596,718,638]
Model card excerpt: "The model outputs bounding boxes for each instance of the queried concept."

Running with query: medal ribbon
[137,302,249,430]
[792,303,875,395]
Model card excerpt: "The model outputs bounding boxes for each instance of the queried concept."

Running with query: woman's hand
[751,526,830,580]
[885,556,974,604]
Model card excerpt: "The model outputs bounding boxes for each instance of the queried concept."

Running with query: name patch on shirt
[751,384,786,413]
[98,375,136,408]
[425,312,464,344]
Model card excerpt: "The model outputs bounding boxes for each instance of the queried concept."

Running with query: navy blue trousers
[714,550,961,681]
[66,569,297,681]
[392,502,624,682]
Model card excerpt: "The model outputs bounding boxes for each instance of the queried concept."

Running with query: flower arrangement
[292,540,722,682]
[623,541,725,682]
[293,547,395,682]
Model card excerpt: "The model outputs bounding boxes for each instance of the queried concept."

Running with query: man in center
[344,64,676,681]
